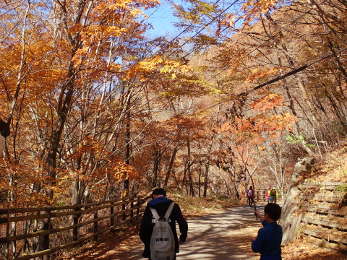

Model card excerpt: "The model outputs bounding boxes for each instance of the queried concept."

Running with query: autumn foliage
[0,0,345,211]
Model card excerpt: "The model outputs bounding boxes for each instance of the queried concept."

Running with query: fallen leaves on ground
[282,236,347,260]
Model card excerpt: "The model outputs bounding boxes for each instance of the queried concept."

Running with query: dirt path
[70,206,262,260]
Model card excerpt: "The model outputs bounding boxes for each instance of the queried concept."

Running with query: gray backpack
[150,202,175,260]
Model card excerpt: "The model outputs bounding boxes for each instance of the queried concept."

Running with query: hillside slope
[281,142,347,259]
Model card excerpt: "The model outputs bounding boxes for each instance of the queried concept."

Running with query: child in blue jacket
[252,203,283,260]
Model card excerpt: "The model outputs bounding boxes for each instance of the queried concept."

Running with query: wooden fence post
[130,199,134,223]
[6,209,10,260]
[72,206,80,241]
[38,209,51,260]
[136,196,140,219]
[115,204,119,227]
[110,201,114,228]
[122,201,126,221]
[93,209,98,241]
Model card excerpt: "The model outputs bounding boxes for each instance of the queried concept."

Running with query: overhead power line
[242,48,347,96]
[192,47,347,114]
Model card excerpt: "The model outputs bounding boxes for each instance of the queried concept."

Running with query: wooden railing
[0,193,151,260]
[254,189,283,202]
[298,183,347,251]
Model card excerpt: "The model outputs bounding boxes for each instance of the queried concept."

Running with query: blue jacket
[139,197,188,258]
[252,221,283,260]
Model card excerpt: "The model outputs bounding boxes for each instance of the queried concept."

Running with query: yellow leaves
[208,86,223,95]
[109,63,121,73]
[138,56,163,71]
[124,56,191,84]
[105,26,128,37]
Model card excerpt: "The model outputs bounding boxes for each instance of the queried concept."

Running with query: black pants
[149,256,176,260]
[248,196,255,206]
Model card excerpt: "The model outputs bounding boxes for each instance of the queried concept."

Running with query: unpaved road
[71,206,262,260]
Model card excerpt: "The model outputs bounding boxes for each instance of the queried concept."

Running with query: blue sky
[145,0,182,39]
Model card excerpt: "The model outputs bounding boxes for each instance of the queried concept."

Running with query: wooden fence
[254,189,282,202]
[0,193,151,260]
[299,183,347,251]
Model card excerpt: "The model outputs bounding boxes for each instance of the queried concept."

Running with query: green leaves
[286,134,315,148]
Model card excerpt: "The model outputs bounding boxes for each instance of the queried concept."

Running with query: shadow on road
[63,206,263,260]
[178,206,260,260]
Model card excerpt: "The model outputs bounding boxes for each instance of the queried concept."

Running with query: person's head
[264,203,281,222]
[152,188,166,199]
[249,186,253,190]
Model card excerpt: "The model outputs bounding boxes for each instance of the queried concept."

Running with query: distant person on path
[139,188,188,260]
[266,187,271,203]
[247,186,255,207]
[252,203,283,260]
[269,188,277,203]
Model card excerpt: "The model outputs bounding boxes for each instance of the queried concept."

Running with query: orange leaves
[253,113,296,133]
[246,68,278,83]
[242,0,279,24]
[111,160,139,183]
[251,93,284,111]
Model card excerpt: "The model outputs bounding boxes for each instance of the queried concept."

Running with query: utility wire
[190,47,347,114]
[241,48,346,96]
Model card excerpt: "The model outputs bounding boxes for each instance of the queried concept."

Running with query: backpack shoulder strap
[164,202,175,221]
[150,207,160,223]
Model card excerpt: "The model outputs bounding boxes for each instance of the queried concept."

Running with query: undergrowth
[169,192,240,217]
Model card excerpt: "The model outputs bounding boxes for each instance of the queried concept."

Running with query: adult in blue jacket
[252,203,283,260]
[139,188,188,259]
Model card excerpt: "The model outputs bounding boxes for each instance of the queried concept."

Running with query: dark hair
[249,186,253,190]
[264,203,281,221]
[152,188,166,196]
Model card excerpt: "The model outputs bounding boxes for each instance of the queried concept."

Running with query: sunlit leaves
[251,93,284,111]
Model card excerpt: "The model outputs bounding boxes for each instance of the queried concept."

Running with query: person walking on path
[139,188,188,260]
[247,186,255,207]
[266,187,271,204]
[252,203,283,260]
[269,188,277,203]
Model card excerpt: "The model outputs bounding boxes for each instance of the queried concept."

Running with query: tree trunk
[203,162,210,197]
[163,147,178,187]
[152,149,162,188]
[186,138,195,197]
